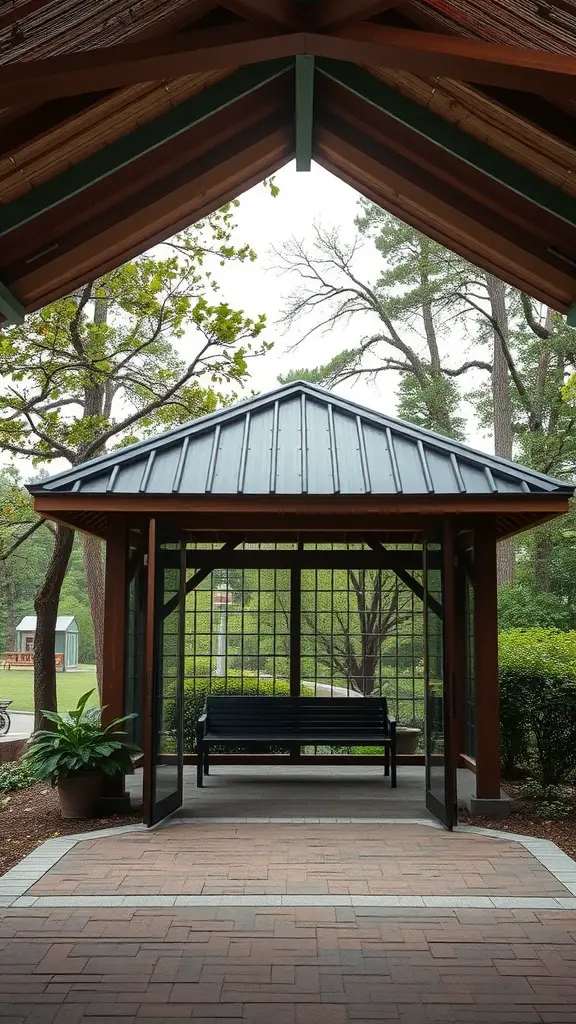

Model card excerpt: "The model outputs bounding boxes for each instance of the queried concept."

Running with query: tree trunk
[83,534,106,697]
[2,561,16,652]
[33,523,74,731]
[534,529,553,592]
[485,274,515,586]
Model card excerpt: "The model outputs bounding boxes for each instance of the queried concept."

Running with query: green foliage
[499,629,576,786]
[178,676,290,753]
[22,690,139,785]
[0,759,37,793]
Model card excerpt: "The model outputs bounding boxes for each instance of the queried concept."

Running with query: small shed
[15,615,79,671]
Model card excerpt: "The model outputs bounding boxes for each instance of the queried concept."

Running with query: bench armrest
[197,713,207,725]
[388,714,396,725]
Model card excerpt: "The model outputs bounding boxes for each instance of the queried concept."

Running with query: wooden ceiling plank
[0,59,291,239]
[330,23,576,95]
[317,59,576,234]
[0,23,300,107]
[0,279,25,324]
[16,126,293,306]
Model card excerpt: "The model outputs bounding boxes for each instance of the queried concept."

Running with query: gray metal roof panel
[27,380,575,499]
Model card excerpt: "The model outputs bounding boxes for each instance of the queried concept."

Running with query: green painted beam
[0,280,25,325]
[317,59,576,232]
[567,303,576,327]
[0,60,291,239]
[295,54,315,172]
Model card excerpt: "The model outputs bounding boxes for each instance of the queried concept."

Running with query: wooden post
[473,525,501,800]
[100,517,129,807]
[142,517,156,825]
[289,566,301,760]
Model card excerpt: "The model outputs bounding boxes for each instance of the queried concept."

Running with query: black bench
[195,696,397,788]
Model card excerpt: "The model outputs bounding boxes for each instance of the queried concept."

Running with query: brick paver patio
[1,905,576,1022]
[27,824,569,898]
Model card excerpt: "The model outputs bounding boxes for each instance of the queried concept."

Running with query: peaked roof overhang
[1,1,576,324]
[29,381,574,542]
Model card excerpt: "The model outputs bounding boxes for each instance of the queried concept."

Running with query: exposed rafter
[3,20,576,108]
[295,55,315,170]
[0,60,291,239]
[334,23,576,95]
[0,23,298,107]
[317,59,576,233]
[0,281,25,325]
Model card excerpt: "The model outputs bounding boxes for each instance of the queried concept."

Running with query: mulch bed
[462,781,576,861]
[0,783,142,875]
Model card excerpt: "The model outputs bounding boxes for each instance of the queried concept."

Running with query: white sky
[6,159,493,481]
[204,160,490,452]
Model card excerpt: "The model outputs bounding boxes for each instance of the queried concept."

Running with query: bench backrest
[203,695,390,736]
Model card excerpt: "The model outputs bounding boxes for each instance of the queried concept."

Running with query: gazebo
[28,381,574,827]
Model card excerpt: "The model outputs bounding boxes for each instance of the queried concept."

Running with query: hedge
[179,676,290,753]
[499,628,576,786]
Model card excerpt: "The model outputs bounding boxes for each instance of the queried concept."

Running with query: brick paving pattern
[1,905,576,1022]
[27,824,569,898]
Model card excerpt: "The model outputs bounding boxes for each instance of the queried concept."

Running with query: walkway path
[2,768,576,1021]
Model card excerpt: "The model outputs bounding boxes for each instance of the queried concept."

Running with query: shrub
[499,628,576,786]
[0,759,37,793]
[180,676,290,752]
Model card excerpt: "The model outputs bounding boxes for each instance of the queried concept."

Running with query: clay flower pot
[57,772,101,819]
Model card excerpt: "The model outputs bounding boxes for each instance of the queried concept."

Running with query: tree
[0,207,269,728]
[275,211,491,439]
[307,569,410,696]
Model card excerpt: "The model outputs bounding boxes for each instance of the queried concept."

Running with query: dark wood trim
[459,753,477,774]
[290,567,302,699]
[473,525,501,800]
[152,753,427,766]
[33,492,571,515]
[142,517,156,826]
[442,519,458,828]
[165,549,432,570]
[100,518,128,800]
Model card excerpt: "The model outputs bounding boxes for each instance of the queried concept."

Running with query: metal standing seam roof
[16,616,78,632]
[27,382,575,500]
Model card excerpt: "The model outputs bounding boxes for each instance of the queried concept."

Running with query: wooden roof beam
[295,54,315,170]
[0,60,292,239]
[331,23,576,95]
[317,59,576,235]
[0,280,25,325]
[0,22,300,107]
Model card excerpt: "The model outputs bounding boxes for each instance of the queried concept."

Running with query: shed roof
[1,1,576,324]
[16,615,78,632]
[27,381,575,499]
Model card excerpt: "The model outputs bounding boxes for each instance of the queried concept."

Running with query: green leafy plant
[22,690,140,786]
[499,628,576,786]
[0,759,37,793]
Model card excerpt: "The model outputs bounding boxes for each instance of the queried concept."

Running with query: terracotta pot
[57,772,101,819]
[395,727,422,755]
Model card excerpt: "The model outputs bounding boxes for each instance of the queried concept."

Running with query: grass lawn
[0,665,98,712]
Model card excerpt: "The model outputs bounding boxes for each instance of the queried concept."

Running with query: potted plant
[395,724,422,755]
[23,690,140,819]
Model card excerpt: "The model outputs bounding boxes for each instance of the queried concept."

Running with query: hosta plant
[23,690,140,786]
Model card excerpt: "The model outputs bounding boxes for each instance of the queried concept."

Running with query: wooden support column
[289,567,301,759]
[473,526,501,799]
[100,517,130,807]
